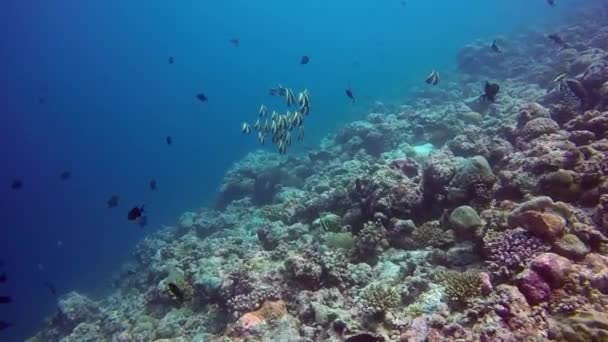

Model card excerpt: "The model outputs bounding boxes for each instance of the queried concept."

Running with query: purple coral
[483,228,550,281]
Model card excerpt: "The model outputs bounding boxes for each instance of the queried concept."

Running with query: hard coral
[436,270,482,306]
[362,284,400,313]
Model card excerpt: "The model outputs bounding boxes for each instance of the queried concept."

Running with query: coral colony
[28,4,608,342]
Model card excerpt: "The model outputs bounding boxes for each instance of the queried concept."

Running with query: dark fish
[229,38,239,47]
[168,56,174,64]
[149,179,157,191]
[60,171,71,181]
[491,40,502,53]
[0,321,12,331]
[166,136,172,146]
[44,281,57,296]
[344,332,384,342]
[345,87,355,103]
[107,195,119,208]
[38,97,45,104]
[10,179,22,190]
[167,282,185,302]
[128,206,145,221]
[196,93,208,102]
[482,81,500,102]
[0,296,11,304]
[300,55,310,65]
[138,216,148,228]
[547,0,555,6]
[548,33,568,48]
[565,79,589,108]
[0,273,6,283]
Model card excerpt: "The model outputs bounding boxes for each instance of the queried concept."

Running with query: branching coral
[412,221,454,248]
[363,284,400,313]
[436,270,482,306]
[352,220,388,262]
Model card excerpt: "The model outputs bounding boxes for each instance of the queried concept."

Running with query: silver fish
[297,126,304,141]
[241,122,252,134]
[258,131,265,145]
[254,119,261,131]
[259,105,268,117]
[285,88,296,107]
[425,70,440,85]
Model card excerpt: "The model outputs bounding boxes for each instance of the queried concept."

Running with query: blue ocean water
[0,0,574,340]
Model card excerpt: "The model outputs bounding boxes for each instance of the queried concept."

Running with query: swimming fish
[0,296,11,304]
[0,321,12,331]
[38,97,45,104]
[491,40,502,53]
[482,81,500,102]
[166,136,173,145]
[196,93,208,103]
[254,119,261,131]
[425,70,440,85]
[300,55,310,65]
[107,195,119,208]
[229,38,239,47]
[298,90,311,115]
[547,0,555,6]
[128,206,145,221]
[259,105,268,117]
[548,33,568,48]
[297,126,304,141]
[258,131,265,145]
[149,179,157,191]
[10,179,22,190]
[553,73,568,83]
[167,282,185,303]
[60,171,71,181]
[242,122,252,134]
[168,56,174,64]
[285,88,296,107]
[0,273,6,283]
[345,87,355,103]
[44,281,57,296]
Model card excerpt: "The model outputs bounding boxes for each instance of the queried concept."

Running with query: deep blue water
[0,0,575,340]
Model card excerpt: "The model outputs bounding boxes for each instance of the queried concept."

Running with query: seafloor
[28,5,608,342]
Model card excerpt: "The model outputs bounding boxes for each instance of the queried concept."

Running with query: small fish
[0,273,6,283]
[0,321,12,331]
[345,87,355,103]
[285,88,296,107]
[196,93,208,103]
[168,56,174,64]
[547,0,555,6]
[300,55,310,65]
[242,122,252,134]
[107,195,119,208]
[259,105,267,117]
[10,179,22,190]
[278,140,287,154]
[128,206,145,221]
[548,33,568,48]
[258,131,265,145]
[229,38,239,47]
[167,282,185,303]
[44,281,57,296]
[552,73,567,83]
[166,136,173,145]
[138,216,148,228]
[425,70,440,85]
[38,97,45,104]
[482,81,500,102]
[60,171,71,181]
[149,179,157,191]
[491,40,502,53]
[0,296,11,304]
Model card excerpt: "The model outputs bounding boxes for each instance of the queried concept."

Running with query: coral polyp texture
[28,4,608,342]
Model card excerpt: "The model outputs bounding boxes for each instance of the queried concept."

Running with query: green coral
[363,284,400,312]
[436,270,481,305]
[324,232,355,250]
[412,221,453,247]
[319,213,342,232]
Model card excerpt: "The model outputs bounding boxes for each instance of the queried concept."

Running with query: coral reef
[27,3,608,341]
